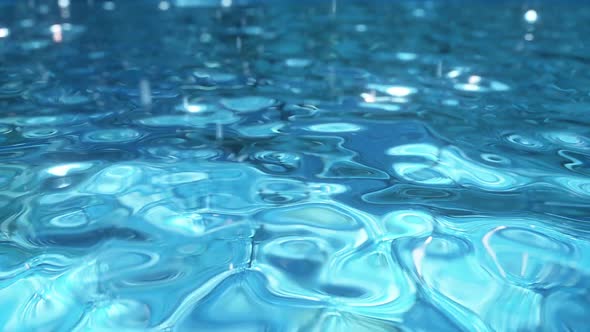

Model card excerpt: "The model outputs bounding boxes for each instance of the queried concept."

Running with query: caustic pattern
[0,1,589,331]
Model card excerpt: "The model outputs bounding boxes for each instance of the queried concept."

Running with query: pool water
[1,1,589,331]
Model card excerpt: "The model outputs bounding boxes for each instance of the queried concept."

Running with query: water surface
[0,1,589,331]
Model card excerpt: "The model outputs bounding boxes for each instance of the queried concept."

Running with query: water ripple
[0,1,589,331]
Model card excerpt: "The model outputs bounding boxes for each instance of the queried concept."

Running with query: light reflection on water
[0,0,589,331]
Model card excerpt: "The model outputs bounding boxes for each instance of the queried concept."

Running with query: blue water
[1,0,590,331]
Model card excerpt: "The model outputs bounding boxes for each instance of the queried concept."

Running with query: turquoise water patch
[0,1,589,331]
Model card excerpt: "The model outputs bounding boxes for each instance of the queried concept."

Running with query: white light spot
[183,98,206,113]
[58,0,70,8]
[524,33,534,41]
[47,163,83,177]
[221,0,232,7]
[50,24,63,43]
[386,86,416,97]
[50,24,61,33]
[185,105,205,113]
[0,28,9,38]
[158,1,170,10]
[447,69,461,79]
[361,92,376,103]
[366,83,416,99]
[468,75,481,84]
[524,9,538,24]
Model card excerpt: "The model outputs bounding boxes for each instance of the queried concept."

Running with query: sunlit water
[1,1,590,331]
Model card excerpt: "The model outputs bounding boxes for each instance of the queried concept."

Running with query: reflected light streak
[482,226,507,278]
[413,236,433,277]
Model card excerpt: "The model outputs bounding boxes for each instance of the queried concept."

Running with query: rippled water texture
[1,0,590,331]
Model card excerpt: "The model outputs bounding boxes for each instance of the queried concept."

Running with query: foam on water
[0,0,589,331]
